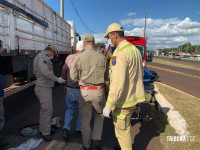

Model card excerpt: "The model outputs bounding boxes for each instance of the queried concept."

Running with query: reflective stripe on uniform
[112,111,126,120]
[117,43,132,51]
[121,147,132,150]
[106,95,145,107]
[110,43,132,66]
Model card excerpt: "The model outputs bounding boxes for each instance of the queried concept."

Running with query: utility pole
[60,0,64,18]
[144,9,147,38]
[195,45,197,53]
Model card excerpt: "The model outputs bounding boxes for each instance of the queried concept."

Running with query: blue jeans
[0,97,5,130]
[63,87,81,131]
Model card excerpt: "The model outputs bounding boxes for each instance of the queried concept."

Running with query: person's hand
[103,107,111,118]
[57,77,66,84]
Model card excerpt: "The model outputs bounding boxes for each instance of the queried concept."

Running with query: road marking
[148,65,200,79]
[155,82,200,101]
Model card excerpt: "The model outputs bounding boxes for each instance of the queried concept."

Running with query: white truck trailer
[0,0,75,87]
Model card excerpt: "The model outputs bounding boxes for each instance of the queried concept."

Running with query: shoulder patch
[39,54,49,62]
[118,44,132,51]
[111,56,117,66]
[42,54,48,59]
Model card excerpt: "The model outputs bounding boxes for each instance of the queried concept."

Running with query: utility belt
[66,85,80,89]
[80,85,104,90]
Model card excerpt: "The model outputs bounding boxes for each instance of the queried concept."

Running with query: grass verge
[152,57,200,71]
[153,82,200,150]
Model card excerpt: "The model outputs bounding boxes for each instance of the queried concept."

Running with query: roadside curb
[154,83,190,136]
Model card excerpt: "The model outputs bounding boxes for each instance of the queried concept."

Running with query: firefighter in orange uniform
[103,23,145,150]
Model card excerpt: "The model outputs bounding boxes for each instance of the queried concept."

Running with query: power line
[69,0,94,33]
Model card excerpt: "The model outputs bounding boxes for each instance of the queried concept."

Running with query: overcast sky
[44,0,200,50]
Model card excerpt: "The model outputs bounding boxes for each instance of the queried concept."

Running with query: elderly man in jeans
[61,41,84,141]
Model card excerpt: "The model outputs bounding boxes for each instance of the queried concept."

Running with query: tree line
[157,42,200,55]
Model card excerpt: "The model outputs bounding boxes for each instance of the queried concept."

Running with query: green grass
[151,104,178,150]
[154,82,200,150]
[146,57,200,149]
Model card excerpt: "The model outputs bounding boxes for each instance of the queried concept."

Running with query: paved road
[156,56,200,65]
[147,60,200,98]
[0,84,164,150]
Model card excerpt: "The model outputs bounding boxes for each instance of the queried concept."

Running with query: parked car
[173,54,181,60]
[189,56,195,59]
[194,55,200,59]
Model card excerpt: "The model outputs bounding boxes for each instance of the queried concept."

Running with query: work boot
[39,127,56,135]
[74,130,82,138]
[62,128,70,141]
[91,140,101,149]
[41,134,52,142]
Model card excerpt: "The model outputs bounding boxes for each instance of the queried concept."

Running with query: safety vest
[106,40,145,110]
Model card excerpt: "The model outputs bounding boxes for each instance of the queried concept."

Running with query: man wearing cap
[33,45,66,142]
[70,34,107,150]
[103,23,145,150]
[61,41,84,141]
